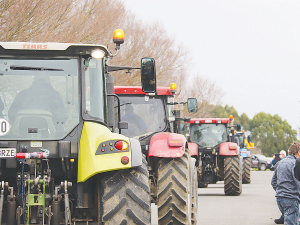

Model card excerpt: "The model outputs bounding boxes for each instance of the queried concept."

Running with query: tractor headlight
[91,49,105,59]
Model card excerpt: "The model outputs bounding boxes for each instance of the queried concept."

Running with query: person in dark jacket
[271,142,300,225]
[294,157,300,181]
[272,150,287,223]
[8,75,68,125]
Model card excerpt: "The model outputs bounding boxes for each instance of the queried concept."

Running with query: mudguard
[219,142,239,156]
[190,158,197,197]
[188,142,198,157]
[148,132,187,158]
[129,138,142,167]
[78,122,142,183]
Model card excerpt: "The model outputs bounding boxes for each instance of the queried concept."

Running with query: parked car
[251,154,271,171]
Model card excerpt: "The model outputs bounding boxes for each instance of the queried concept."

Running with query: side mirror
[187,98,198,113]
[141,58,156,93]
[236,123,241,131]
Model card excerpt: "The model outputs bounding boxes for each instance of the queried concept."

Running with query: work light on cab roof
[91,49,105,59]
[113,29,125,50]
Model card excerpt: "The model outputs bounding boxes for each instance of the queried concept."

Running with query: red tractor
[113,58,198,225]
[186,116,242,196]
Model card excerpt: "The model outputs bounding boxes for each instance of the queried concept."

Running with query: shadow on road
[198,193,225,196]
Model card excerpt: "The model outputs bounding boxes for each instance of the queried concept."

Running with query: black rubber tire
[100,157,151,225]
[242,157,251,184]
[157,152,191,225]
[191,164,198,225]
[224,155,242,196]
[259,163,266,171]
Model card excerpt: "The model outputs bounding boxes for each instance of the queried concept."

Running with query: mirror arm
[175,117,191,122]
[107,66,140,72]
[167,102,187,105]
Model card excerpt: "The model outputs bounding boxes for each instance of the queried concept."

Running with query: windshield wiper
[10,65,64,71]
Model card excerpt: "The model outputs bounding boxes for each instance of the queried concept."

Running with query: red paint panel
[219,142,239,156]
[148,132,186,158]
[114,86,173,96]
[188,142,198,156]
[188,118,231,124]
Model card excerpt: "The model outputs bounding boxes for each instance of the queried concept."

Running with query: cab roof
[0,42,109,56]
[188,118,232,124]
[0,42,108,50]
[114,86,174,96]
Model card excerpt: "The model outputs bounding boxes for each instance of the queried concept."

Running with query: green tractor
[0,30,151,224]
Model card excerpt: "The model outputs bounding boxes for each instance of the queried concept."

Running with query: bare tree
[0,0,192,88]
[179,75,224,118]
[111,20,191,90]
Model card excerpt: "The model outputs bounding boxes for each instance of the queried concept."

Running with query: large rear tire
[242,157,251,184]
[224,155,242,196]
[157,152,192,225]
[100,157,151,225]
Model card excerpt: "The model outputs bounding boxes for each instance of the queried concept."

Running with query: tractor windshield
[190,123,227,147]
[0,58,79,140]
[237,135,244,148]
[117,95,166,138]
[82,58,107,123]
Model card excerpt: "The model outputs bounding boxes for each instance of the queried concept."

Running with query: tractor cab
[188,118,233,151]
[114,86,172,138]
[0,42,110,157]
[114,57,197,141]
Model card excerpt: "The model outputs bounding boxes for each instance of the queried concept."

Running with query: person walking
[271,142,300,225]
[272,150,288,224]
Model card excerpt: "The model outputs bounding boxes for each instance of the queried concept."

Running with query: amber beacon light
[113,29,125,50]
[170,83,177,92]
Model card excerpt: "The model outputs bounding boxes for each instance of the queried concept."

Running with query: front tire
[259,163,266,171]
[242,157,251,184]
[224,155,242,196]
[100,157,151,225]
[157,152,192,225]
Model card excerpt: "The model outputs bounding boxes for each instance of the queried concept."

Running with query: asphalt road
[151,170,280,225]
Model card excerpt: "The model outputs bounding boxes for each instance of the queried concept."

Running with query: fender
[148,132,186,158]
[219,142,239,156]
[129,138,142,167]
[78,122,134,183]
[188,142,198,157]
[190,158,197,198]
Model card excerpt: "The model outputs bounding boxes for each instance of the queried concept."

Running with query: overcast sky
[123,0,300,133]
